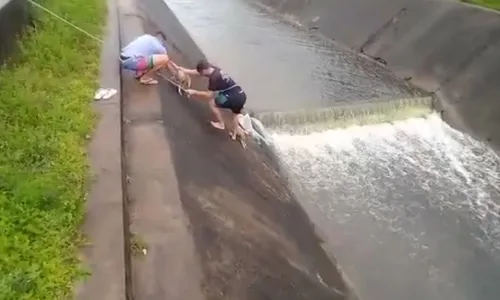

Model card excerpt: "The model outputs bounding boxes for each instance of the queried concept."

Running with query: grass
[462,0,500,10]
[130,233,148,257]
[0,0,105,299]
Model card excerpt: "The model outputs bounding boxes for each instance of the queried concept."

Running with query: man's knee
[151,54,170,68]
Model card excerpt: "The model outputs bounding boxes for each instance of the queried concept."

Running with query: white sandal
[94,88,107,100]
[102,88,117,100]
[139,77,158,85]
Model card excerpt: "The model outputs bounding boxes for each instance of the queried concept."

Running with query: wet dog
[171,68,191,94]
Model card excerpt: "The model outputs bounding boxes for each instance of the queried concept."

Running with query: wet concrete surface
[157,91,353,300]
[119,0,358,299]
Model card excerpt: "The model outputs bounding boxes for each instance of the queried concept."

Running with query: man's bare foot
[210,121,225,130]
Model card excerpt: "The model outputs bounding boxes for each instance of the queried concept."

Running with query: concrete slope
[119,0,358,299]
[252,0,500,150]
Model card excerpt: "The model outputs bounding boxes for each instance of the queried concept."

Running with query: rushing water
[165,0,500,299]
[164,0,420,113]
[272,115,500,300]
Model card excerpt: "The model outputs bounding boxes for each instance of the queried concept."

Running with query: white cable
[28,0,104,43]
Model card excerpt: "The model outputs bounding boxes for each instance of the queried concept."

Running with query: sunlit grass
[462,0,500,10]
[0,0,105,298]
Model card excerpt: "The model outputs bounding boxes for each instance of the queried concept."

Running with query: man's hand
[178,67,201,76]
[183,89,214,100]
[185,89,196,98]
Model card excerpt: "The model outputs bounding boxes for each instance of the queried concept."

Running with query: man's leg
[165,60,180,77]
[137,54,171,84]
[209,99,225,130]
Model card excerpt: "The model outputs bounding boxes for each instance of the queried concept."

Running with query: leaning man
[120,31,179,85]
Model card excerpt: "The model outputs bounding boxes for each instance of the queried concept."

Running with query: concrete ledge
[75,0,126,298]
[0,0,32,63]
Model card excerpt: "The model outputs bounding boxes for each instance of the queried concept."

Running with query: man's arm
[166,59,180,74]
[186,89,215,100]
[167,60,179,70]
[178,67,201,76]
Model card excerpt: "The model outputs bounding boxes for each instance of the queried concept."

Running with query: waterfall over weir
[268,113,500,300]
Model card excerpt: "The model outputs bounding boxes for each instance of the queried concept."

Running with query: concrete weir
[251,0,500,150]
[89,0,360,299]
[253,96,434,134]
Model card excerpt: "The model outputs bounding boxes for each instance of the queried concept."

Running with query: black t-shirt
[208,67,238,92]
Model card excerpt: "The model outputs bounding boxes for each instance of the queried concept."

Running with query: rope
[28,0,103,43]
[27,0,188,92]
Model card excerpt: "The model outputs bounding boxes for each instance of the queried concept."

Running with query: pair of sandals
[94,88,117,100]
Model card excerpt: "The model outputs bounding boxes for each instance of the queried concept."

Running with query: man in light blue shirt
[120,31,179,85]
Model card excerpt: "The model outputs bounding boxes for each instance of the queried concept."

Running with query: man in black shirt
[179,60,247,141]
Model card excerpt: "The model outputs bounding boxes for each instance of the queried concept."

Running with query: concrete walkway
[75,0,126,298]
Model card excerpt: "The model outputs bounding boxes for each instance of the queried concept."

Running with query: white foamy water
[271,114,500,300]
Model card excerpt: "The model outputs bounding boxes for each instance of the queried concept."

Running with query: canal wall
[252,0,500,149]
[0,0,32,63]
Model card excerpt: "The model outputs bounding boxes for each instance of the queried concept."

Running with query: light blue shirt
[121,34,167,57]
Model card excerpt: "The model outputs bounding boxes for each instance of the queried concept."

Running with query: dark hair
[155,31,166,41]
[196,59,211,73]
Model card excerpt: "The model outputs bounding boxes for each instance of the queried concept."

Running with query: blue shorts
[120,55,154,72]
